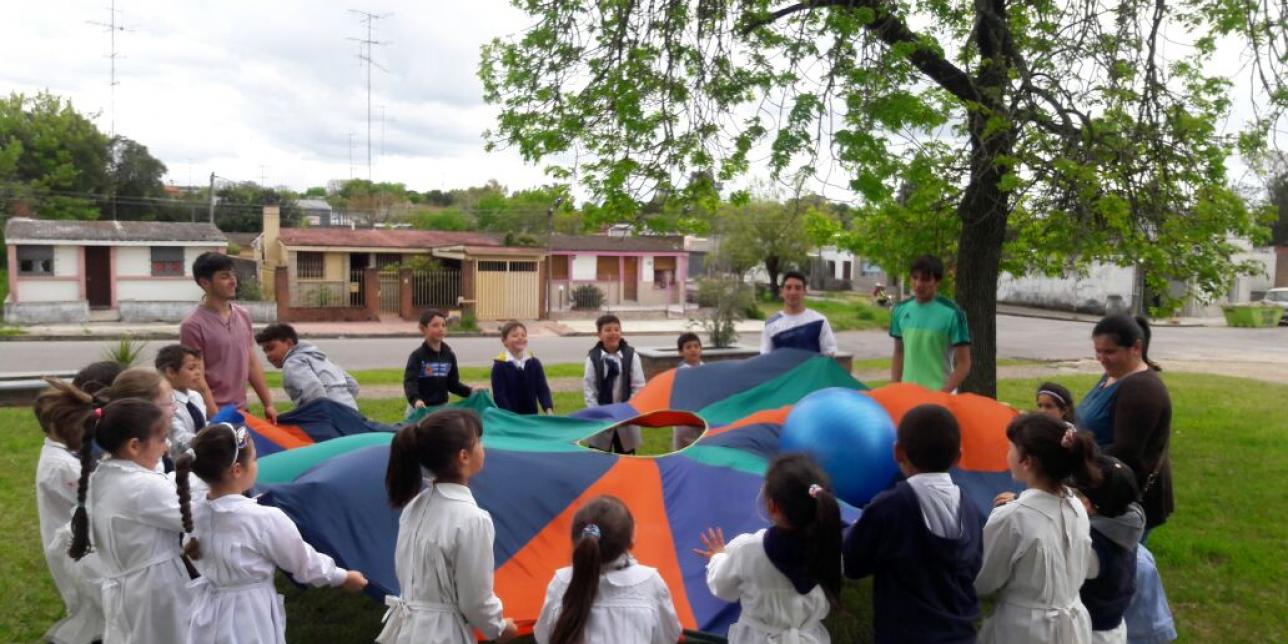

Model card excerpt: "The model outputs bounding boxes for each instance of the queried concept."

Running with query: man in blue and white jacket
[760,270,838,356]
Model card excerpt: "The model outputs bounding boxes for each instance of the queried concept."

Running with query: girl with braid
[177,423,367,644]
[68,398,199,644]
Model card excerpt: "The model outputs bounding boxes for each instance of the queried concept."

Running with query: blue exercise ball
[780,387,899,507]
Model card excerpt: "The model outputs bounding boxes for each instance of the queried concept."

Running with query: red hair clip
[93,407,103,419]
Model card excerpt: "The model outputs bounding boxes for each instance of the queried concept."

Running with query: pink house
[4,217,228,324]
[547,234,688,312]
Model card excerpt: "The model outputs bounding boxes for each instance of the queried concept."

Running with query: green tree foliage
[481,0,1285,396]
[717,200,814,299]
[0,92,110,219]
[411,207,472,231]
[1262,155,1288,247]
[213,183,301,232]
[107,136,169,220]
[333,179,410,225]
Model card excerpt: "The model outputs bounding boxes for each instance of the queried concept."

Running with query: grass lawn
[3,373,1285,642]
[758,293,892,332]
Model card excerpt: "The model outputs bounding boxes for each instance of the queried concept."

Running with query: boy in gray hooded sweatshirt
[256,323,360,410]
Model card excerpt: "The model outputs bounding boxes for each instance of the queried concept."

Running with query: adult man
[180,252,277,422]
[760,271,838,355]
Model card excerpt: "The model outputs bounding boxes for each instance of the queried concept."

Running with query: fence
[348,268,367,307]
[411,269,461,309]
[290,281,348,308]
[378,272,400,313]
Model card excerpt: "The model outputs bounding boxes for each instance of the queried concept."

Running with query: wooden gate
[474,260,540,320]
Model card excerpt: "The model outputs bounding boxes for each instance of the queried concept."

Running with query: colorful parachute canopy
[244,349,1023,636]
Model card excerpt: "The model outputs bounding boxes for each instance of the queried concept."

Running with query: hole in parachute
[574,409,709,457]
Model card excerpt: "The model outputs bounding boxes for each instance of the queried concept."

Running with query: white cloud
[0,0,551,192]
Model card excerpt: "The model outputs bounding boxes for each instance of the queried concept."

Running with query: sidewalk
[995,304,1224,328]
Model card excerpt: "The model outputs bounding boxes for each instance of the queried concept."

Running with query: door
[84,246,112,309]
[475,260,540,320]
[623,257,638,301]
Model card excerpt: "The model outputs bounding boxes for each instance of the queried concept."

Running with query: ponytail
[68,407,100,560]
[1066,429,1102,491]
[1134,315,1161,372]
[548,528,603,644]
[1006,413,1102,489]
[804,485,843,606]
[175,451,201,560]
[385,409,482,509]
[548,496,634,644]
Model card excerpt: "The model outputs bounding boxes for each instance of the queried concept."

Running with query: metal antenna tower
[87,0,132,137]
[348,9,391,182]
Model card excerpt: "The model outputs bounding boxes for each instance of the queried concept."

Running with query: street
[1,315,1285,375]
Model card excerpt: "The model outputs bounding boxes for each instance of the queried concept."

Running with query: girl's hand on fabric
[693,527,726,559]
[341,570,368,592]
[495,619,518,643]
[413,400,426,409]
[992,492,1017,508]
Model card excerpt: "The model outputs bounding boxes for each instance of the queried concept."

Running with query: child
[33,379,105,644]
[671,332,705,450]
[843,404,983,644]
[582,314,646,454]
[1076,455,1145,644]
[177,423,368,643]
[760,271,839,356]
[71,360,124,396]
[890,255,972,392]
[697,453,842,643]
[403,309,473,409]
[68,398,198,644]
[490,320,554,415]
[975,413,1100,644]
[1036,382,1077,427]
[156,344,209,459]
[181,251,276,422]
[377,409,517,644]
[533,495,682,644]
[255,323,360,410]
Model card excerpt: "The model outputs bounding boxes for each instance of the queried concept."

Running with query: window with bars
[150,247,185,276]
[17,246,54,275]
[297,252,325,279]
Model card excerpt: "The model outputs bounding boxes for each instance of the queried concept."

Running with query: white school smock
[37,438,106,644]
[533,554,681,644]
[88,458,196,644]
[186,494,348,644]
[975,487,1096,644]
[376,481,507,644]
[706,529,831,644]
[169,388,207,459]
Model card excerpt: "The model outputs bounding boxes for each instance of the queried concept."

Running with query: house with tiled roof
[547,233,688,312]
[4,217,235,324]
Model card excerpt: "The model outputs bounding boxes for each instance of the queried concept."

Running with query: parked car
[1261,288,1288,325]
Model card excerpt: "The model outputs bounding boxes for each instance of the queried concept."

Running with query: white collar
[99,457,162,476]
[44,437,71,451]
[433,481,477,505]
[507,350,531,367]
[208,494,256,510]
[603,553,655,586]
[906,472,955,487]
[172,388,199,404]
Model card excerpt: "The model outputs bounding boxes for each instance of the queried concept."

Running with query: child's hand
[413,400,426,409]
[992,492,1017,507]
[693,527,726,559]
[341,570,368,592]
[495,619,518,643]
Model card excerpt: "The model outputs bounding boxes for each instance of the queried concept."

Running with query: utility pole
[347,131,355,179]
[87,0,132,137]
[349,9,390,182]
[208,172,216,224]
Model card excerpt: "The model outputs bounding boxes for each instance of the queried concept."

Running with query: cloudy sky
[3,2,1274,200]
[3,1,550,192]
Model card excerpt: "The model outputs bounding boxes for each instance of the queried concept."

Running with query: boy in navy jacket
[843,404,984,644]
[490,321,553,415]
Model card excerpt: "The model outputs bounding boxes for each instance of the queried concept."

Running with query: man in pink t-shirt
[180,252,278,423]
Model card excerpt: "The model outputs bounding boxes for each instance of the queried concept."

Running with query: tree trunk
[955,2,1013,399]
[765,256,782,300]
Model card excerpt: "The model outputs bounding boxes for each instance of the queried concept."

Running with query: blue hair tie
[582,523,602,539]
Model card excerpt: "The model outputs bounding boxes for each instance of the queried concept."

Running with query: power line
[348,9,391,183]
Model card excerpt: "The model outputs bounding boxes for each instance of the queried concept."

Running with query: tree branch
[743,1,980,104]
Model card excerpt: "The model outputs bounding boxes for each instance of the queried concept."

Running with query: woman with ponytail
[69,397,197,644]
[534,496,680,644]
[33,378,106,644]
[377,409,517,644]
[696,453,842,643]
[178,423,367,644]
[975,413,1100,644]
[1076,314,1173,531]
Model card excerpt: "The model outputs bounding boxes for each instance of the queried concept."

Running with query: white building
[4,217,228,324]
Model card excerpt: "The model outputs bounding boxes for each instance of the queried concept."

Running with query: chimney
[260,205,281,296]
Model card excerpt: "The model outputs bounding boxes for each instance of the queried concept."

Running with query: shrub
[102,336,148,368]
[453,309,479,332]
[696,277,753,348]
[571,284,606,310]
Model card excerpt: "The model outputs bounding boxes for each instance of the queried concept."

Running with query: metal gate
[474,260,540,320]
[378,272,400,313]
